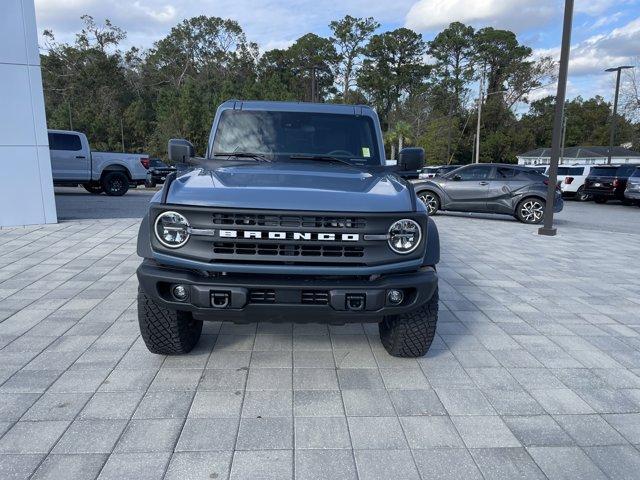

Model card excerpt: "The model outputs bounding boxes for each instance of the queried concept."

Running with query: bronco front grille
[213,242,365,258]
[212,213,366,229]
[150,206,427,267]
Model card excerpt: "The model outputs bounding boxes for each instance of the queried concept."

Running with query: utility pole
[474,67,485,164]
[471,133,476,164]
[446,92,454,162]
[68,100,73,131]
[310,66,317,103]
[538,0,574,236]
[120,117,125,153]
[605,65,633,164]
[560,114,568,164]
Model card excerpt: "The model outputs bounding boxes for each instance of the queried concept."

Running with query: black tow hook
[211,291,231,309]
[345,294,366,311]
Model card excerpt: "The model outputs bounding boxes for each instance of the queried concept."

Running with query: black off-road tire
[138,288,202,354]
[82,183,103,194]
[102,171,130,196]
[379,288,438,358]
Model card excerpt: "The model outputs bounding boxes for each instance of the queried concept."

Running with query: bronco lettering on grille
[218,230,360,242]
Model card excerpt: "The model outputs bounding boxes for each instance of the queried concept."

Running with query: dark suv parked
[413,163,563,224]
[583,164,640,203]
[145,159,177,188]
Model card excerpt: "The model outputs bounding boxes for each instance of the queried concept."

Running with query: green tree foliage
[329,15,379,101]
[428,22,476,115]
[40,16,637,162]
[42,15,132,152]
[358,28,430,128]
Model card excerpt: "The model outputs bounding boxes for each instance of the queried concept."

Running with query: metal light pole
[474,68,485,164]
[538,0,574,236]
[605,66,633,164]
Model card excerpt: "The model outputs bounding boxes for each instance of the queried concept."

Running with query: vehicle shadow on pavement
[54,187,157,221]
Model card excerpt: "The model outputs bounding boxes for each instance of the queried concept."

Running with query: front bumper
[137,260,438,324]
[583,188,624,200]
[554,196,564,212]
[625,190,640,200]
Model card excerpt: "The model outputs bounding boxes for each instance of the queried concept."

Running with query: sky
[34,0,640,107]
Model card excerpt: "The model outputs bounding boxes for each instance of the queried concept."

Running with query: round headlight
[387,219,421,254]
[154,211,190,248]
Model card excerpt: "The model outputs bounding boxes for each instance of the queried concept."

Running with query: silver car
[413,163,564,224]
[624,166,640,204]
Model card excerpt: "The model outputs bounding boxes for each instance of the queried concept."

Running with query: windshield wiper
[214,152,271,162]
[288,154,355,167]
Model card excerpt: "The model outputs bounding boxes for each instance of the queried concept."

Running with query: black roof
[518,146,640,158]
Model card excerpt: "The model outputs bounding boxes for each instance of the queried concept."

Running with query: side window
[456,165,492,181]
[495,167,518,179]
[48,133,82,151]
[619,165,636,176]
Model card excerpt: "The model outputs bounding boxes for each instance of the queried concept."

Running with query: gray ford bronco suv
[136,100,440,358]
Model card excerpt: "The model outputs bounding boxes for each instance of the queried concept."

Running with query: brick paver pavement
[0,214,639,479]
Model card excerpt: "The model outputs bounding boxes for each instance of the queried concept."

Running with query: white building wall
[0,0,56,227]
[517,156,640,166]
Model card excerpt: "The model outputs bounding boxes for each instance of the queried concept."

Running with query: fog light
[172,284,188,301]
[387,289,404,305]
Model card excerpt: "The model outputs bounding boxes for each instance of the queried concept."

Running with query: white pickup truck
[48,129,150,196]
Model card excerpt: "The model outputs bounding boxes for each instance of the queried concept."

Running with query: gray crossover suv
[413,163,563,224]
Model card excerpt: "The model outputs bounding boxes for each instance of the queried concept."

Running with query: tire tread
[379,288,438,358]
[137,288,202,354]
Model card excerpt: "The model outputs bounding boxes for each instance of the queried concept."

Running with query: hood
[165,161,415,212]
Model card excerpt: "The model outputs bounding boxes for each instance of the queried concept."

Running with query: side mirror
[398,148,425,171]
[168,139,195,163]
[452,174,462,181]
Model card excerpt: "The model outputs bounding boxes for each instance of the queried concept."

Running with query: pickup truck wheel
[379,288,438,358]
[82,183,103,194]
[138,287,202,354]
[102,172,129,196]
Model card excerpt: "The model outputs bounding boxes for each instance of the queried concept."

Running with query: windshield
[590,166,618,176]
[211,110,380,165]
[557,167,584,176]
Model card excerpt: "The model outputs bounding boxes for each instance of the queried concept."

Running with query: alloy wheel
[109,178,124,194]
[520,200,544,223]
[419,193,438,214]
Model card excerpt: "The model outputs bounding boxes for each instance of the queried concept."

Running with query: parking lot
[0,188,639,479]
[55,186,640,235]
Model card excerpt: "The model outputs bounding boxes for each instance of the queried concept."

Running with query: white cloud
[574,0,617,15]
[535,17,640,77]
[131,2,177,23]
[260,39,296,52]
[405,0,556,32]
